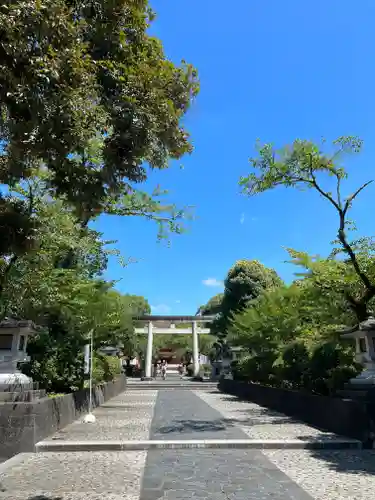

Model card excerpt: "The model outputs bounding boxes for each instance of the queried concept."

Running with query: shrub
[236,350,279,385]
[231,360,241,380]
[303,342,360,395]
[326,365,360,393]
[231,339,361,396]
[93,354,121,384]
[201,363,212,377]
[276,341,310,390]
[21,314,85,393]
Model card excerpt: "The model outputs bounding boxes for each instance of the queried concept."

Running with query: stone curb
[35,438,362,452]
[126,385,218,390]
[0,453,32,476]
[127,387,216,391]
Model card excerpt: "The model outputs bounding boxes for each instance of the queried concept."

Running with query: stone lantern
[341,317,375,385]
[0,319,36,386]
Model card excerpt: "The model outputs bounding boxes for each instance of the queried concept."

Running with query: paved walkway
[1,386,375,499]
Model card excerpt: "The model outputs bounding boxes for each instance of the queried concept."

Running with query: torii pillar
[192,321,200,377]
[144,321,153,379]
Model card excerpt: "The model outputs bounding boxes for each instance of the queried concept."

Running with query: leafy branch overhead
[0,0,199,253]
[102,186,194,242]
[240,136,375,321]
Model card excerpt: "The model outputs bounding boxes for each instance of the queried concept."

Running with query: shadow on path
[157,417,236,434]
[26,497,62,500]
[307,448,375,476]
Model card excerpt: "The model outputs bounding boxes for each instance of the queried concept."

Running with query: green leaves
[240,136,375,320]
[211,260,283,336]
[240,136,363,197]
[1,0,199,243]
[197,293,224,316]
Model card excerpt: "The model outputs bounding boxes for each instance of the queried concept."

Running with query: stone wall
[0,376,127,460]
[218,378,375,445]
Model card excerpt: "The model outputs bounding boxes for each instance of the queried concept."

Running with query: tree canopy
[240,136,375,321]
[197,293,224,316]
[210,259,283,336]
[0,0,198,392]
[0,0,199,253]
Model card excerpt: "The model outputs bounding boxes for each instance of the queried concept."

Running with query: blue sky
[94,0,375,315]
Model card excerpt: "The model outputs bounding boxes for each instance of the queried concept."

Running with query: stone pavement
[1,386,375,499]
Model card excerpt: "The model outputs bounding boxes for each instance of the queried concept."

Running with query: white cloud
[240,213,245,224]
[202,278,224,288]
[251,216,258,222]
[175,299,181,304]
[151,304,171,314]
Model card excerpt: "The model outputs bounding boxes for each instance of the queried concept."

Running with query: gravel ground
[46,390,158,442]
[263,449,375,500]
[195,390,347,442]
[0,451,146,500]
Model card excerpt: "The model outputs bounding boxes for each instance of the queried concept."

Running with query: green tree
[213,259,283,336]
[286,248,362,329]
[22,312,86,393]
[0,177,112,319]
[197,293,224,316]
[0,0,199,250]
[240,136,375,321]
[228,285,304,353]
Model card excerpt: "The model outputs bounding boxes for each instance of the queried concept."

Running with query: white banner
[84,344,90,375]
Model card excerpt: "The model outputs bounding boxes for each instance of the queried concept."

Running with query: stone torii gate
[134,315,215,380]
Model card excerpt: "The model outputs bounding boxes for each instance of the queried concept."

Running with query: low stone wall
[0,376,127,460]
[0,390,46,402]
[218,379,375,445]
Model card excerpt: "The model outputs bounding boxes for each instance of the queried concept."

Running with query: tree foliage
[197,293,223,317]
[0,0,199,393]
[22,313,86,393]
[240,136,375,321]
[0,0,199,254]
[0,0,198,209]
[212,259,283,336]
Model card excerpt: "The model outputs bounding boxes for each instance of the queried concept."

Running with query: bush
[326,365,360,393]
[304,342,360,395]
[236,350,279,386]
[276,341,310,390]
[93,354,121,384]
[231,340,361,396]
[21,314,85,393]
[201,363,212,377]
[231,360,241,380]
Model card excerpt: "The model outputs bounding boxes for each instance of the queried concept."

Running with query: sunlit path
[2,383,375,499]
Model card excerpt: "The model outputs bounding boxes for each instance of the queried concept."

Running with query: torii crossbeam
[133,315,215,379]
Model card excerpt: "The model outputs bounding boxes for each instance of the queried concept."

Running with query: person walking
[161,360,168,380]
[178,362,184,379]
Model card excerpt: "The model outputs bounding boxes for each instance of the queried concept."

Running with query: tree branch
[343,180,374,217]
[338,209,374,293]
[308,156,341,211]
[307,155,375,310]
[335,174,342,209]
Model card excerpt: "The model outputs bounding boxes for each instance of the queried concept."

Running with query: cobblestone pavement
[0,451,146,499]
[194,390,345,442]
[263,449,375,500]
[141,390,311,499]
[49,390,158,441]
[140,449,312,500]
[150,388,250,440]
[2,387,375,499]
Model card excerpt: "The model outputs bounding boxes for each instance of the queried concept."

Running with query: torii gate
[134,315,215,380]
